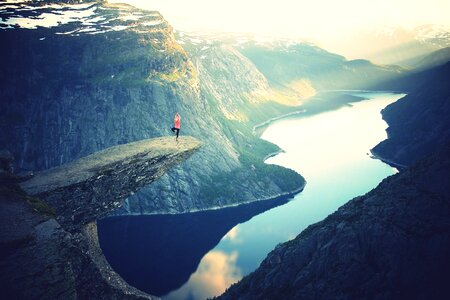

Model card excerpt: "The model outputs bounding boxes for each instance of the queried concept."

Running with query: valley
[1,1,450,299]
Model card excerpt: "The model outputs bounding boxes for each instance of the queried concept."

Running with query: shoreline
[370,149,408,171]
[263,149,285,161]
[319,89,402,94]
[107,182,306,218]
[252,109,306,134]
[252,90,399,135]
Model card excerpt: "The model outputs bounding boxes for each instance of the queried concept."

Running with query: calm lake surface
[98,92,405,299]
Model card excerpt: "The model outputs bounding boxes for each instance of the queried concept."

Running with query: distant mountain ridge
[356,24,450,66]
[176,31,405,94]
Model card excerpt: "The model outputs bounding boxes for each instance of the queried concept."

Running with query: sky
[110,0,450,40]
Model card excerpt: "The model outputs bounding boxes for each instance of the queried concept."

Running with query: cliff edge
[0,136,201,299]
[20,136,201,230]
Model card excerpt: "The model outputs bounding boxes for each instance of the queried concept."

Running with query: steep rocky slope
[372,62,450,167]
[0,1,304,215]
[0,136,199,299]
[218,142,450,300]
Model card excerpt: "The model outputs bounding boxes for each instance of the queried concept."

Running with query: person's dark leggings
[171,127,180,139]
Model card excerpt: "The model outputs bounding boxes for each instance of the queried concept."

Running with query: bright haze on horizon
[111,0,450,61]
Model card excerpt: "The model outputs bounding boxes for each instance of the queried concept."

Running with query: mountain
[218,142,450,300]
[354,24,450,67]
[372,62,450,167]
[0,1,304,215]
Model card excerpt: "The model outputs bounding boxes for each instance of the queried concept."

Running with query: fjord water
[98,92,404,299]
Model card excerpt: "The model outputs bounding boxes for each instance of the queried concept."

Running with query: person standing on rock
[171,112,181,141]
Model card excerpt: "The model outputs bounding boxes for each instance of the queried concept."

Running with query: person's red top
[174,114,181,129]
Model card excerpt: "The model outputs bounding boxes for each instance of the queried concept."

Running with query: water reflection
[223,226,240,242]
[163,250,242,300]
[97,194,293,296]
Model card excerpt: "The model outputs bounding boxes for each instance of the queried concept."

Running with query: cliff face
[218,142,450,300]
[0,137,200,299]
[372,62,450,167]
[0,2,304,215]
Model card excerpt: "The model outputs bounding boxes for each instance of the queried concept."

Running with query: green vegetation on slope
[199,114,305,203]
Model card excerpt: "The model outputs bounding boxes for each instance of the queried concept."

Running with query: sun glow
[111,0,450,59]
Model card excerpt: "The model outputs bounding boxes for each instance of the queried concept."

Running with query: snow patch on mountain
[0,2,166,35]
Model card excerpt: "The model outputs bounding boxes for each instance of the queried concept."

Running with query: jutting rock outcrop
[0,136,201,299]
[20,136,201,230]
